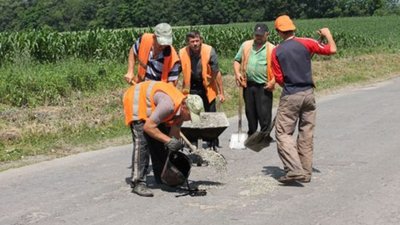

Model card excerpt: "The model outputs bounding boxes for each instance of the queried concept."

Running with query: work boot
[298,176,311,183]
[277,171,305,184]
[132,182,154,197]
[277,174,305,184]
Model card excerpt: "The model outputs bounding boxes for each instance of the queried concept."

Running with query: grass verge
[1,52,400,170]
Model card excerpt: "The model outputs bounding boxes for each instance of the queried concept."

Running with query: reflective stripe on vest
[179,44,217,103]
[123,81,185,125]
[132,81,156,121]
[137,33,179,83]
[241,40,275,82]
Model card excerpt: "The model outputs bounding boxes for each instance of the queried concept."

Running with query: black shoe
[132,183,154,197]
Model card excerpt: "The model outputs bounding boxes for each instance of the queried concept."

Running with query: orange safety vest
[136,33,180,83]
[123,81,185,126]
[241,40,275,82]
[179,44,217,103]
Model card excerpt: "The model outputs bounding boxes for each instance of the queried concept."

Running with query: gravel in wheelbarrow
[181,112,229,142]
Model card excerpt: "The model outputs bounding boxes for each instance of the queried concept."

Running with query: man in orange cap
[271,15,337,183]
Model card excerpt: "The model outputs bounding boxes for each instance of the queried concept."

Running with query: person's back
[271,15,336,184]
[274,37,320,96]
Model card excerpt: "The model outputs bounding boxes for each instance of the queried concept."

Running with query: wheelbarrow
[181,112,229,150]
[180,112,229,166]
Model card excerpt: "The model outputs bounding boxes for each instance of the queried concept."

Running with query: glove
[165,137,183,152]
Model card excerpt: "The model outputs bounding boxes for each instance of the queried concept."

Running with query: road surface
[1,77,400,225]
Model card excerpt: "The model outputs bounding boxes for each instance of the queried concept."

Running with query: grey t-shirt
[149,92,178,124]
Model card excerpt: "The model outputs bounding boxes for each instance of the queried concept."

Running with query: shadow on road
[262,166,285,179]
[187,180,224,188]
[124,176,223,194]
[262,166,314,187]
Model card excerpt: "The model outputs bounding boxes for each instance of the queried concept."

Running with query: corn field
[0,16,399,107]
[1,16,399,65]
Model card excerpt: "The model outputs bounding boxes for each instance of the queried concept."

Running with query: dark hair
[186,30,201,42]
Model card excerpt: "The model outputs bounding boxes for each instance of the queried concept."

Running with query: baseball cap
[185,94,204,123]
[154,23,173,45]
[275,15,296,32]
[254,23,269,35]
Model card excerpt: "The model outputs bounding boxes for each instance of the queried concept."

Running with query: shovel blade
[244,131,271,152]
[229,133,247,149]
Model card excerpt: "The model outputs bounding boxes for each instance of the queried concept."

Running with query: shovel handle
[238,86,243,133]
[180,131,197,152]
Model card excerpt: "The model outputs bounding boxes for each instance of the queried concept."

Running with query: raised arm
[318,28,337,54]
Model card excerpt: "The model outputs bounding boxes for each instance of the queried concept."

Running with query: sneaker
[277,174,305,184]
[132,183,154,197]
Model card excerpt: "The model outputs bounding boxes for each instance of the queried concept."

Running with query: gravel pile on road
[238,175,278,196]
[191,149,227,174]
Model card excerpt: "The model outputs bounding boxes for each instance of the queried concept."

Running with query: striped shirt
[133,36,181,82]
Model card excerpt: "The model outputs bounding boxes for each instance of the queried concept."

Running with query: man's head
[181,94,204,123]
[186,31,202,53]
[253,23,269,45]
[154,23,172,51]
[275,15,296,37]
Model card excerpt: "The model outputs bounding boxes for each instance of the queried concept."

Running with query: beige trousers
[275,89,316,178]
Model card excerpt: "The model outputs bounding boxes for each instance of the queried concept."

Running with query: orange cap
[275,15,296,32]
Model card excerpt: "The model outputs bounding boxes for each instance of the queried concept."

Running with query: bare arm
[265,76,275,91]
[124,47,137,84]
[216,71,225,103]
[233,60,246,87]
[143,119,171,144]
[144,92,176,143]
[318,28,337,54]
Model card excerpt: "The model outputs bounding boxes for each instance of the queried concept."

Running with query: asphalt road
[1,77,400,225]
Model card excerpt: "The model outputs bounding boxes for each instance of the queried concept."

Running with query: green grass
[3,52,400,165]
[0,57,126,107]
[0,118,130,162]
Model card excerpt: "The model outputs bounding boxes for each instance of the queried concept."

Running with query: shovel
[229,87,247,149]
[245,116,276,152]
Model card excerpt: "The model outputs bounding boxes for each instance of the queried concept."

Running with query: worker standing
[123,81,204,197]
[233,23,275,141]
[124,23,180,85]
[271,15,337,183]
[179,30,225,149]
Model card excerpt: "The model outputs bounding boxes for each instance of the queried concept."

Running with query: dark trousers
[130,122,169,185]
[190,87,216,112]
[243,81,273,136]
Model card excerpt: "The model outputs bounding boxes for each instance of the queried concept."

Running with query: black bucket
[161,151,192,187]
